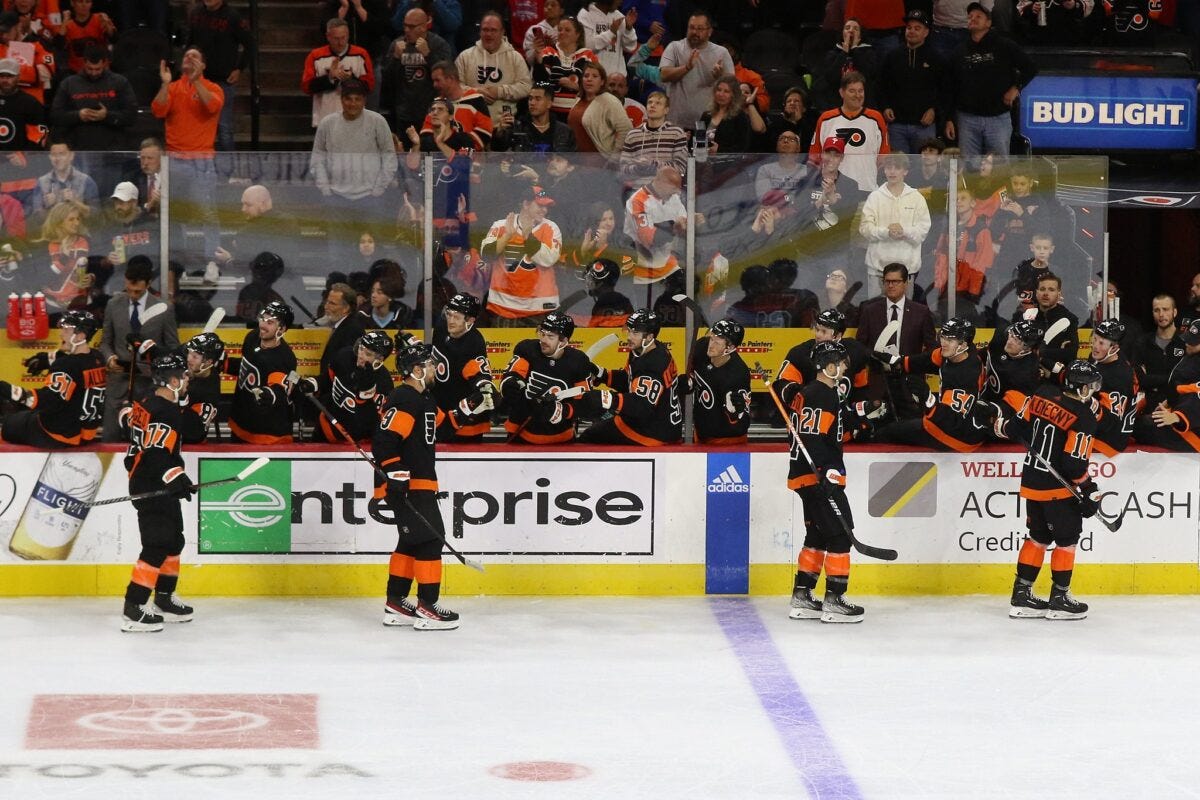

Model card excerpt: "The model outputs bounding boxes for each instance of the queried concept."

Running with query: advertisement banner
[705,452,751,593]
[1021,74,1198,150]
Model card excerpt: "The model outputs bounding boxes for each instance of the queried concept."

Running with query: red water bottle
[6,292,17,340]
[32,291,48,338]
[18,292,35,339]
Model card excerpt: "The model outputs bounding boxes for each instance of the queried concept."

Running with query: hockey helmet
[813,308,847,335]
[625,308,661,336]
[1007,319,1043,347]
[811,339,849,369]
[1092,318,1126,344]
[444,292,481,319]
[59,309,100,339]
[259,300,294,330]
[395,339,433,377]
[539,311,575,340]
[357,330,395,360]
[708,318,745,348]
[185,331,225,363]
[583,258,619,288]
[1063,359,1103,395]
[250,251,285,284]
[939,316,975,344]
[151,352,188,386]
[1182,319,1200,346]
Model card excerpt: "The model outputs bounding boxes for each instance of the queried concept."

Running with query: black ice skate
[1046,587,1088,620]
[154,593,194,622]
[414,601,460,631]
[121,601,164,633]
[789,588,822,620]
[820,592,865,624]
[1008,582,1049,619]
[382,597,418,627]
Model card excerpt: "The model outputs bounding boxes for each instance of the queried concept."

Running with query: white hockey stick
[872,319,901,355]
[202,307,226,333]
[1043,317,1070,345]
[140,302,168,325]
[85,456,270,507]
[585,332,620,360]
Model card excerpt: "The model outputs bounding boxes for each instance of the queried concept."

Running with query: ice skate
[154,593,194,622]
[1008,582,1049,619]
[414,601,460,631]
[789,588,822,620]
[121,601,164,633]
[820,592,865,623]
[382,597,418,627]
[1046,587,1088,620]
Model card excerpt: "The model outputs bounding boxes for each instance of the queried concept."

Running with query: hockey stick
[506,334,619,444]
[289,295,320,325]
[125,302,170,403]
[556,289,589,314]
[84,456,270,507]
[986,279,1018,324]
[766,382,899,561]
[872,319,901,354]
[1043,317,1070,345]
[303,391,484,571]
[671,293,709,328]
[202,306,226,333]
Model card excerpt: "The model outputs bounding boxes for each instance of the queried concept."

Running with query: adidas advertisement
[708,463,750,493]
[706,453,751,593]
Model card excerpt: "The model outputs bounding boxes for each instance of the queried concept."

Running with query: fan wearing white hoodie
[454,10,533,128]
[577,1,638,79]
[858,152,931,292]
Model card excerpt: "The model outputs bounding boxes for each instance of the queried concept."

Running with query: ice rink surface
[2,595,1199,800]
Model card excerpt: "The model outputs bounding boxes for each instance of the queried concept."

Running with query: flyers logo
[834,128,867,148]
[0,119,13,144]
[476,65,502,84]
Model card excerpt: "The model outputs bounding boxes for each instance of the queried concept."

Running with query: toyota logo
[77,708,269,735]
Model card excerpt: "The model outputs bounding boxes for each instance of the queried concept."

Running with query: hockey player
[1134,320,1200,452]
[776,340,864,623]
[179,331,224,443]
[776,309,871,402]
[1089,318,1140,457]
[2,309,106,447]
[680,318,752,444]
[578,308,682,445]
[118,353,207,632]
[995,360,1102,620]
[373,336,491,630]
[225,301,298,444]
[301,330,395,443]
[431,293,496,443]
[500,312,594,444]
[872,316,987,452]
[979,319,1043,425]
[581,257,633,327]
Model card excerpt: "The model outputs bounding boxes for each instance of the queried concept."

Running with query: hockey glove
[580,388,616,417]
[588,362,608,386]
[297,377,319,396]
[853,400,888,420]
[385,469,410,497]
[819,468,845,487]
[546,400,565,426]
[1022,307,1039,322]
[1077,479,1100,519]
[872,351,901,372]
[195,402,219,426]
[23,352,52,376]
[248,386,274,406]
[676,374,693,395]
[0,380,33,408]
[725,390,748,417]
[778,381,801,406]
[163,468,194,501]
[911,381,935,410]
[458,390,494,416]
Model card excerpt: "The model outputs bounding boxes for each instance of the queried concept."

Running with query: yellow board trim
[880,464,938,518]
[3,563,1199,597]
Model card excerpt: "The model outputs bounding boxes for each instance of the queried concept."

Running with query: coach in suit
[855,262,936,418]
[98,256,179,441]
[319,282,366,379]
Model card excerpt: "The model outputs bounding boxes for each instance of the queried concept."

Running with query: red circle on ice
[488,761,591,782]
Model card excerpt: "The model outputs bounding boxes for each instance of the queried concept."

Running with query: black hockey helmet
[539,311,575,339]
[1063,359,1102,395]
[812,339,849,369]
[625,308,661,336]
[1007,319,1043,347]
[395,339,433,377]
[250,251,285,284]
[813,308,847,335]
[259,300,294,330]
[939,316,975,343]
[1092,318,1126,344]
[357,330,394,360]
[393,330,418,354]
[709,318,744,348]
[583,258,619,287]
[151,352,188,386]
[59,309,99,339]
[185,331,225,363]
[444,292,481,319]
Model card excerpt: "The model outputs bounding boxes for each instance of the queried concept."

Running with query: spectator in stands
[406,95,477,160]
[879,9,943,155]
[578,0,637,79]
[931,0,987,59]
[824,267,861,328]
[658,10,733,129]
[1139,293,1186,409]
[184,0,252,152]
[127,136,161,218]
[1009,231,1055,316]
[361,263,412,328]
[312,77,396,259]
[698,74,764,155]
[624,164,688,294]
[812,17,881,112]
[810,71,889,194]
[1101,0,1163,45]
[1017,0,1097,45]
[37,198,89,308]
[58,0,116,74]
[302,18,374,128]
[727,41,769,115]
[944,2,1037,162]
[381,6,451,136]
[31,137,98,219]
[152,49,222,266]
[116,0,167,36]
[523,0,562,65]
[795,135,867,279]
[765,86,815,155]
[0,56,45,151]
[455,10,531,128]
[932,181,994,312]
[626,19,664,87]
[847,0,905,46]
[321,0,391,67]
[96,181,156,269]
[533,16,594,117]
[619,91,687,189]
[755,128,807,202]
[49,45,137,157]
[491,81,576,152]
[213,184,298,273]
[573,200,631,271]
[911,137,949,196]
[480,184,564,326]
[607,71,644,128]
[390,0,461,49]
[569,61,630,155]
[0,10,54,104]
[860,152,931,296]
[9,0,57,51]
[989,163,1065,273]
[424,60,493,149]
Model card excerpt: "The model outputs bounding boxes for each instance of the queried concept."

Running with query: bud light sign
[1021,74,1197,150]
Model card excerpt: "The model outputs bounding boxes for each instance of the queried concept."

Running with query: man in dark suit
[98,256,179,441]
[319,281,366,379]
[855,262,936,418]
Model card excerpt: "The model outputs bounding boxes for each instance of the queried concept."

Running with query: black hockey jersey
[1007,385,1097,501]
[1165,352,1200,404]
[180,369,221,444]
[901,347,987,451]
[775,337,871,405]
[982,326,1041,412]
[27,350,107,445]
[1137,331,1185,408]
[226,332,297,444]
[123,394,204,498]
[690,338,752,444]
[1014,303,1079,370]
[373,383,443,497]
[1092,357,1139,456]
[313,344,394,443]
[589,342,682,445]
[500,339,593,444]
[431,321,494,439]
[785,379,844,490]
